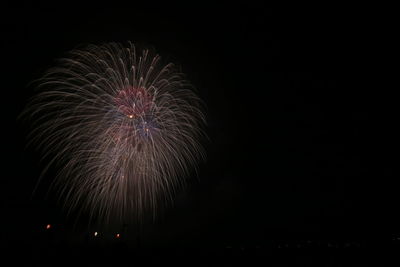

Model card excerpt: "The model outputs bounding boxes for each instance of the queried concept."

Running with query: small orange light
[116,233,120,238]
[46,224,51,230]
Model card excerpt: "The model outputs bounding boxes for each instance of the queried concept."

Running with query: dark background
[2,1,398,265]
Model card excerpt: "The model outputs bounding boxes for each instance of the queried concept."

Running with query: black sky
[2,1,398,264]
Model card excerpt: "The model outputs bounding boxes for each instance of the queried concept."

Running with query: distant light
[128,115,133,118]
[46,224,51,230]
[94,232,98,237]
[116,233,120,238]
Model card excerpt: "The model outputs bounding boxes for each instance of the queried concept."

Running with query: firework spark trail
[22,42,206,224]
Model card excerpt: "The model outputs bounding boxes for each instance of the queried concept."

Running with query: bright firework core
[113,86,157,145]
[115,86,153,119]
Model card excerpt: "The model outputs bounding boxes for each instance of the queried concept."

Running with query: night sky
[2,2,398,265]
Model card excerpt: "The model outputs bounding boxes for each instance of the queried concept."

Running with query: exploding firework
[21,42,206,224]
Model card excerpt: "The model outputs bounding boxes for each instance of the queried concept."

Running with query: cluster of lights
[43,224,367,248]
[93,232,121,238]
[224,241,361,249]
[92,231,121,238]
[92,232,121,239]
[45,224,121,239]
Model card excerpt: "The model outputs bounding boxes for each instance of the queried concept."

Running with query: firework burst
[22,42,206,224]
